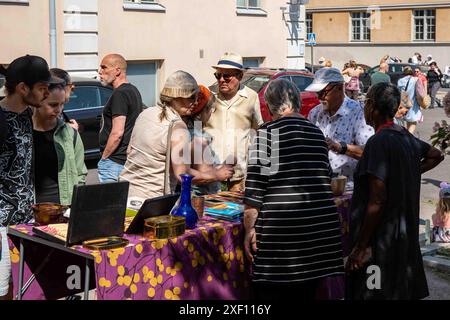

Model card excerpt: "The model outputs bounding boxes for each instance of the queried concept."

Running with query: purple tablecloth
[8,194,352,300]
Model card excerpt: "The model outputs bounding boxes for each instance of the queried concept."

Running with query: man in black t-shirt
[98,54,143,182]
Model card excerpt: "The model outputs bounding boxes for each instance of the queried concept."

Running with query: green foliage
[431,120,450,152]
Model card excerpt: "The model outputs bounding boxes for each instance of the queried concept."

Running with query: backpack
[415,78,431,109]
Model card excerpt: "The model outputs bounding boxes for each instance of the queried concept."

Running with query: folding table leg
[17,239,25,300]
[84,259,90,300]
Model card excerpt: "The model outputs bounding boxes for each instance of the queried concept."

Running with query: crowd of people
[0,50,448,300]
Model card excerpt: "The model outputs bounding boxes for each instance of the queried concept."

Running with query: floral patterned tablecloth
[8,194,352,300]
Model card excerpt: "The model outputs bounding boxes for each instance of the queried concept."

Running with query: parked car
[359,63,424,93]
[64,77,113,160]
[0,77,112,159]
[210,68,320,123]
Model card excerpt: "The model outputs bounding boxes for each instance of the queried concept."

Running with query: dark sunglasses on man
[317,83,339,99]
[214,72,239,82]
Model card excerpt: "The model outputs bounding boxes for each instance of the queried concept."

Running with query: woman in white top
[120,71,233,204]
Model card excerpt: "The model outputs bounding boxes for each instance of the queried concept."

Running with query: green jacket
[53,119,88,205]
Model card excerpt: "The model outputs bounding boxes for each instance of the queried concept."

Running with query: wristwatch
[339,141,348,154]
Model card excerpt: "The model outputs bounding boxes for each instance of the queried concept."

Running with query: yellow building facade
[305,0,450,69]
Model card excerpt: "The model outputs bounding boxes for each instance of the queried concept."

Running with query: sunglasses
[214,72,239,82]
[317,83,337,99]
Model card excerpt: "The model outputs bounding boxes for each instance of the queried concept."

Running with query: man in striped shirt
[244,79,344,300]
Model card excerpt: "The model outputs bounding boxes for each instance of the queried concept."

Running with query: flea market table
[7,193,352,300]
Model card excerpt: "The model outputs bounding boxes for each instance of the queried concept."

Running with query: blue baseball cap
[305,67,344,92]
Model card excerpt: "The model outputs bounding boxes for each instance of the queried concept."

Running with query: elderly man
[306,67,374,185]
[98,54,143,182]
[204,52,263,192]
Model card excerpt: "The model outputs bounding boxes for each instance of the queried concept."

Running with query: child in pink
[432,182,450,242]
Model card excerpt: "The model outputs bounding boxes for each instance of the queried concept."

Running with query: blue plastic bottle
[171,174,198,229]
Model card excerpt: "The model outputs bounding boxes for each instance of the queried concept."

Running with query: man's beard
[24,92,44,108]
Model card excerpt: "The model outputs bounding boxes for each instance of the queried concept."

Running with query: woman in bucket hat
[120,71,234,205]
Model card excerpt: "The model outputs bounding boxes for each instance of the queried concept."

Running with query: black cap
[1,55,64,87]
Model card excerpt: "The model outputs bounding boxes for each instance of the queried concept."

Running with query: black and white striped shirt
[244,116,344,283]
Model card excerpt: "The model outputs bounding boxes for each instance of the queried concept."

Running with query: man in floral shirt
[0,55,62,300]
[306,68,374,185]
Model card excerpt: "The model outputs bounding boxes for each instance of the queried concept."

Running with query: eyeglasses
[214,72,239,82]
[317,83,337,99]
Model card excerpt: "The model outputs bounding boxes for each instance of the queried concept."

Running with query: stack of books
[204,201,243,222]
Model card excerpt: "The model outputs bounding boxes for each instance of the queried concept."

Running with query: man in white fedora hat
[204,52,263,192]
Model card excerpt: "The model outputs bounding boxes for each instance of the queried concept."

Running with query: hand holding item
[68,119,79,131]
[345,246,372,272]
[244,227,257,263]
[215,164,234,181]
[326,137,341,153]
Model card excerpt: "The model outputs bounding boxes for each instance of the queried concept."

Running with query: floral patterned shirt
[307,97,374,181]
[0,107,34,226]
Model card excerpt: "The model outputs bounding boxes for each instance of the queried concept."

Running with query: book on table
[32,224,68,246]
[31,181,129,246]
[204,201,243,222]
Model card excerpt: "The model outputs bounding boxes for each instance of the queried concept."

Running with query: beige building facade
[305,0,450,69]
[0,0,307,107]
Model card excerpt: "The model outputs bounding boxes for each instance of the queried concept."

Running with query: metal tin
[143,215,185,239]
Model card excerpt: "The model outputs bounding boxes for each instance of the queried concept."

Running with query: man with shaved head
[98,54,143,182]
[370,62,391,87]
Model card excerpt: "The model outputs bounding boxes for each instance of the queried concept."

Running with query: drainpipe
[49,0,57,67]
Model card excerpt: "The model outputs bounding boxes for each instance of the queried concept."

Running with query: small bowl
[32,203,69,226]
[331,176,347,196]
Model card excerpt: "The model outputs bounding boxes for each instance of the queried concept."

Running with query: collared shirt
[0,107,34,226]
[307,97,374,181]
[204,85,263,181]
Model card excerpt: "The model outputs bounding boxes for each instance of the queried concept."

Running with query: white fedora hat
[212,52,244,70]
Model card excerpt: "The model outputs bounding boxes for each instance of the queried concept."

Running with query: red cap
[192,85,211,114]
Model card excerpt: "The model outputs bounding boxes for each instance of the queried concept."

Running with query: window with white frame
[125,0,156,3]
[351,12,371,41]
[237,0,260,9]
[306,13,313,35]
[123,0,165,12]
[413,10,435,41]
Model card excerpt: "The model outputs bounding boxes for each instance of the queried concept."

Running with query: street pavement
[416,88,450,223]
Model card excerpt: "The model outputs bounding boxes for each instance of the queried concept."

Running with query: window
[306,13,313,35]
[413,10,435,41]
[241,75,271,93]
[237,0,260,9]
[0,0,29,4]
[126,0,155,3]
[65,87,101,111]
[243,57,262,68]
[290,76,313,92]
[99,87,113,106]
[123,0,165,12]
[351,12,371,42]
[236,0,266,16]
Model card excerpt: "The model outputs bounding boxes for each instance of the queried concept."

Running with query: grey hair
[264,78,301,116]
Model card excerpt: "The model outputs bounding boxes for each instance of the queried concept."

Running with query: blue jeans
[97,158,124,183]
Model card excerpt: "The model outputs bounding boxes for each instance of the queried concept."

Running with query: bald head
[99,53,129,88]
[103,54,127,72]
[380,63,389,73]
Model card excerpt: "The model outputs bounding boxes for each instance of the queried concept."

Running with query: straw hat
[212,52,244,70]
[160,70,199,99]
